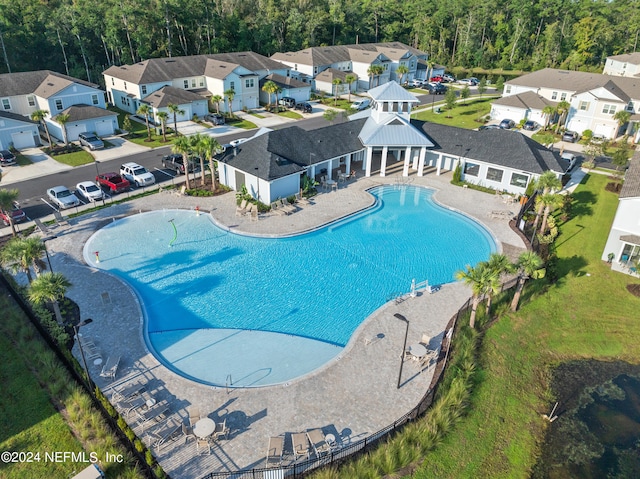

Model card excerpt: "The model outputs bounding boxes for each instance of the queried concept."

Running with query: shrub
[145,449,154,466]
[452,163,462,184]
[582,129,593,141]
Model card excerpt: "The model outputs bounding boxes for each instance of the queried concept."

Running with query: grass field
[412,97,498,129]
[412,173,640,478]
[52,150,95,166]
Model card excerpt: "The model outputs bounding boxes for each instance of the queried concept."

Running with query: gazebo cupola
[367,81,419,124]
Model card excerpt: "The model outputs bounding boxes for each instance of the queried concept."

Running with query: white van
[351,99,370,111]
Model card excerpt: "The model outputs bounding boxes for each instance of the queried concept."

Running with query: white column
[380,146,388,177]
[411,147,419,169]
[436,153,443,176]
[365,147,373,177]
[346,153,352,174]
[402,146,411,176]
[417,147,426,177]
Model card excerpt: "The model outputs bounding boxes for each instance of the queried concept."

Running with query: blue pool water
[84,185,495,387]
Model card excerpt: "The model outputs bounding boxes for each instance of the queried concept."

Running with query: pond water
[532,360,640,479]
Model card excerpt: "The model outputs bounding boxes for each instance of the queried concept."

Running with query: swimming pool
[84,185,495,387]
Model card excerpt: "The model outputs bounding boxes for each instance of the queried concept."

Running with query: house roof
[367,81,419,102]
[620,152,640,199]
[0,111,37,124]
[0,70,99,98]
[260,73,309,89]
[359,115,433,147]
[314,68,352,83]
[607,52,640,64]
[218,120,366,181]
[492,90,558,111]
[103,52,285,84]
[203,59,241,80]
[416,121,565,174]
[271,42,427,68]
[142,86,205,108]
[57,104,117,122]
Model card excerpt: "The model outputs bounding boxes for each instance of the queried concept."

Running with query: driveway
[92,136,152,162]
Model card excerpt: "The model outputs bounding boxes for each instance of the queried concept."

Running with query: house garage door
[66,124,87,142]
[95,119,114,136]
[11,131,36,149]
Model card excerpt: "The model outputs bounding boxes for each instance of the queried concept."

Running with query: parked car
[120,162,155,187]
[430,76,444,83]
[0,149,16,166]
[478,125,502,130]
[229,138,248,147]
[458,78,477,86]
[442,74,455,83]
[561,152,577,172]
[562,130,579,143]
[162,154,192,175]
[499,119,516,129]
[205,113,225,125]
[278,97,296,108]
[591,133,606,143]
[351,98,371,110]
[409,79,424,87]
[0,201,26,226]
[294,102,313,113]
[76,181,105,202]
[426,82,447,95]
[96,172,130,193]
[47,185,81,209]
[523,120,539,131]
[78,132,104,151]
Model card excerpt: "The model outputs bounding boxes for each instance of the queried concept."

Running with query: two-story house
[603,53,640,78]
[271,42,427,92]
[0,70,115,146]
[491,68,640,140]
[103,52,297,123]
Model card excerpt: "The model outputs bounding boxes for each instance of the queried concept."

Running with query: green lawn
[52,150,95,166]
[15,152,33,166]
[226,117,258,129]
[278,110,303,119]
[412,174,640,478]
[412,97,497,129]
[0,308,85,478]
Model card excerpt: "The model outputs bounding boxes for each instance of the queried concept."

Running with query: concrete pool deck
[42,170,526,478]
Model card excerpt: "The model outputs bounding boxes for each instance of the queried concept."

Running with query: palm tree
[532,171,562,232]
[483,253,512,315]
[55,113,70,145]
[538,193,564,235]
[224,88,235,117]
[28,272,71,324]
[167,103,184,136]
[190,133,207,187]
[372,64,384,86]
[555,100,570,134]
[426,60,434,82]
[480,264,501,316]
[396,64,409,85]
[1,236,47,282]
[613,110,631,137]
[198,135,223,191]
[510,251,543,312]
[172,136,192,189]
[136,104,153,141]
[345,73,357,102]
[30,109,53,147]
[542,105,556,130]
[332,78,343,106]
[156,111,169,142]
[210,95,223,114]
[455,263,487,329]
[0,188,20,237]
[262,80,278,110]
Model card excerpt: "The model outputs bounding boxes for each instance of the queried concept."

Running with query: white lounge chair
[136,401,170,430]
[271,202,287,216]
[148,421,181,451]
[116,395,146,417]
[235,199,249,216]
[292,432,310,460]
[306,429,330,457]
[99,355,120,380]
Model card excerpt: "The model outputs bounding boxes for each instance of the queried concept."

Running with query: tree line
[0,0,638,85]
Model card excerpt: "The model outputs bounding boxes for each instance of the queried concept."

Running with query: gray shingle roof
[142,86,205,108]
[620,152,640,199]
[218,120,366,181]
[0,70,99,98]
[416,121,565,174]
[0,111,37,124]
[57,104,117,122]
[260,73,309,89]
[492,90,557,110]
[607,52,640,64]
[103,52,287,84]
[314,68,351,83]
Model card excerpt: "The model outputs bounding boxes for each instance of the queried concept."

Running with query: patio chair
[292,432,310,460]
[265,436,284,467]
[53,210,69,226]
[34,219,57,239]
[188,406,200,426]
[112,382,145,402]
[148,421,181,451]
[100,355,120,381]
[116,395,146,417]
[197,437,211,455]
[306,428,330,457]
[136,401,170,431]
[181,422,196,443]
[250,205,259,221]
[295,192,311,206]
[279,198,296,214]
[213,418,229,440]
[235,199,249,216]
[420,334,431,347]
[271,202,287,216]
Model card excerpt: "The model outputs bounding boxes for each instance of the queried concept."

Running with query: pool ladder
[226,374,233,393]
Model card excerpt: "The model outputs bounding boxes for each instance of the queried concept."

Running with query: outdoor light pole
[74,318,94,392]
[394,313,410,389]
[42,239,53,273]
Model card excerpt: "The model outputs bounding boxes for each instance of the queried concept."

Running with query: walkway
[39,170,526,478]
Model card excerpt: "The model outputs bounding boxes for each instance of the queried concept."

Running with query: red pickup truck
[96,172,130,193]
